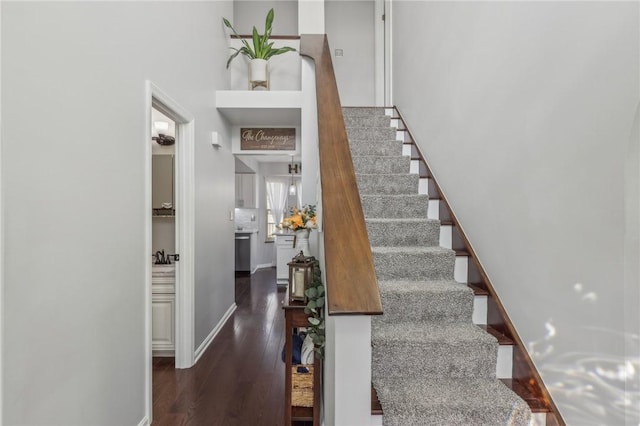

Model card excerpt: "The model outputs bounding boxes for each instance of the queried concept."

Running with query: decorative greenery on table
[304,259,325,359]
[222,8,297,69]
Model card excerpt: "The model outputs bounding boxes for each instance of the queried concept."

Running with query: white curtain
[266,177,289,226]
[295,179,302,207]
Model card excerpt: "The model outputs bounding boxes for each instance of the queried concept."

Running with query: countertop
[235,229,259,234]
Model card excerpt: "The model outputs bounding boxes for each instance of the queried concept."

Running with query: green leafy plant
[223,8,297,69]
[304,259,325,359]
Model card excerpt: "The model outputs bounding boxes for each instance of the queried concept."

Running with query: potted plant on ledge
[223,8,297,90]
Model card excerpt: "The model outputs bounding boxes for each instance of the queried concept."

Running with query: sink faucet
[154,250,171,265]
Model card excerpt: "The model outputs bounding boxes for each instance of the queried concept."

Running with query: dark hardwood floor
[152,268,288,425]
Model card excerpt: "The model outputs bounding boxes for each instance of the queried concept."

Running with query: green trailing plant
[304,259,325,359]
[223,8,297,69]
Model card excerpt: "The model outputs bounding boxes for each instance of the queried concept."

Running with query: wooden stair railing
[300,35,383,316]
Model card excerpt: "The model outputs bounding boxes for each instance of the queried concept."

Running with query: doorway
[145,81,196,423]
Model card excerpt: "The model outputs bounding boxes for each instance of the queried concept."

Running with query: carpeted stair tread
[372,245,452,255]
[356,174,419,194]
[377,280,474,324]
[372,323,498,379]
[372,377,532,426]
[342,107,386,116]
[372,321,497,346]
[361,194,429,218]
[344,114,391,128]
[349,139,403,157]
[366,218,440,247]
[347,127,397,141]
[372,246,455,281]
[378,278,471,294]
[352,155,410,174]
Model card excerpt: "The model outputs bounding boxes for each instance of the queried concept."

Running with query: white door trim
[374,0,385,106]
[384,0,393,105]
[144,81,196,422]
[375,0,393,106]
[0,2,4,421]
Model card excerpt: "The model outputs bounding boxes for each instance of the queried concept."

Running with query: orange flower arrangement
[279,205,317,231]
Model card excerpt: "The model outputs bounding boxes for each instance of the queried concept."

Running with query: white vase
[249,58,268,90]
[294,228,311,256]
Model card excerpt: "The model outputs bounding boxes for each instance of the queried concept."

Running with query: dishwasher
[235,234,251,273]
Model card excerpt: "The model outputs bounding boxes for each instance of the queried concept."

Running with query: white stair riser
[410,160,419,174]
[402,144,412,157]
[454,256,468,283]
[497,345,513,379]
[371,414,384,425]
[530,412,547,426]
[419,178,429,196]
[385,108,394,116]
[440,225,452,249]
[427,199,439,220]
[391,118,400,128]
[473,295,487,325]
[396,130,404,141]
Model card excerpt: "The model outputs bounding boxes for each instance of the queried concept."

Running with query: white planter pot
[249,59,269,90]
[294,228,311,256]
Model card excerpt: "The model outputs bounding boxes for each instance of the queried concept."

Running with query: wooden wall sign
[240,128,296,151]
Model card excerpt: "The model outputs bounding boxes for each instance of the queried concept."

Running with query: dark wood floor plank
[152,268,287,426]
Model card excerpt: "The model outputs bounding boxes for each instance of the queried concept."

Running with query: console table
[283,291,322,425]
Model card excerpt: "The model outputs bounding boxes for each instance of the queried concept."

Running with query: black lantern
[288,251,315,303]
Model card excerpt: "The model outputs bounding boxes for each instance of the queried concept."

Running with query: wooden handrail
[300,35,382,316]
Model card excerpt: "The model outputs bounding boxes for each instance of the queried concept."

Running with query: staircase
[344,107,534,426]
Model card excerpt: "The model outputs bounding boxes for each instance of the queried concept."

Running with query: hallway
[152,268,286,425]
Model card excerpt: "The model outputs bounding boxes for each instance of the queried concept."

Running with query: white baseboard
[137,416,150,426]
[253,263,275,273]
[194,303,237,364]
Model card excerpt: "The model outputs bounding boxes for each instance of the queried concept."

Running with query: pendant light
[289,156,297,196]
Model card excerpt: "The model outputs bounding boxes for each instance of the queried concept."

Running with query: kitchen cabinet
[235,173,256,208]
[276,234,297,285]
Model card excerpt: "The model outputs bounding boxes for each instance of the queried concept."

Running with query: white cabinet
[235,173,256,208]
[276,234,297,285]
[152,268,175,356]
[152,293,175,355]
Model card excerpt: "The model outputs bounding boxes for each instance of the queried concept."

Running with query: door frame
[144,81,196,420]
[375,0,392,106]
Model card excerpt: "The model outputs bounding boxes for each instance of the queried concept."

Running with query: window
[266,204,276,241]
[265,177,289,241]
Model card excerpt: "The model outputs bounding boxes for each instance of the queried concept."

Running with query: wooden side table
[283,291,322,425]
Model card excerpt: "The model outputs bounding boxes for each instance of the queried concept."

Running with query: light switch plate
[335,49,343,57]
[211,131,221,148]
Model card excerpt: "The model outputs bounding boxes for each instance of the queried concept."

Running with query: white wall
[325,1,376,106]
[233,0,298,35]
[2,1,234,425]
[392,2,639,424]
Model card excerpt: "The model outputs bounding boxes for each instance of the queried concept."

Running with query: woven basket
[291,365,314,408]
